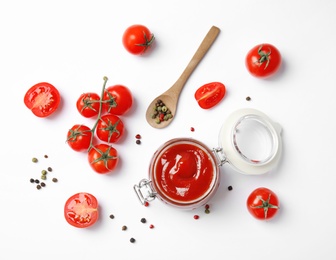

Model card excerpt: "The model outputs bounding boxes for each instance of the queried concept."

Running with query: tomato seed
[228,185,233,191]
[194,215,199,220]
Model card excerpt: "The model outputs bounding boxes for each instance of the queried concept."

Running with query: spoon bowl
[146,26,220,129]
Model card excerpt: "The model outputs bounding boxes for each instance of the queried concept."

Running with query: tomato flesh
[64,192,99,228]
[245,43,281,78]
[246,187,280,220]
[194,82,226,109]
[24,82,61,117]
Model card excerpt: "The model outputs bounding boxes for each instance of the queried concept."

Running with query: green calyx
[98,118,121,143]
[256,44,272,69]
[252,193,279,219]
[66,125,90,142]
[90,145,117,170]
[136,32,155,51]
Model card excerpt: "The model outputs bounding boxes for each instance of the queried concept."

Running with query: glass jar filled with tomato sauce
[134,108,282,210]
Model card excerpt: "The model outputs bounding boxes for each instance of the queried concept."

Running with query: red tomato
[66,124,92,152]
[88,144,119,174]
[102,85,133,115]
[122,24,155,55]
[245,43,282,78]
[76,92,101,118]
[64,192,99,228]
[24,82,61,117]
[247,187,280,220]
[194,82,226,109]
[96,114,125,143]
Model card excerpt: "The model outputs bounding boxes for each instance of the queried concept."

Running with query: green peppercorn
[41,170,47,175]
[41,175,47,180]
[161,106,167,112]
[32,158,38,163]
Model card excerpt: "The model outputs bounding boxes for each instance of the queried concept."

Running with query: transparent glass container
[134,108,282,210]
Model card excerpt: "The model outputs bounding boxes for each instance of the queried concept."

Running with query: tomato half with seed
[96,114,125,143]
[122,24,155,55]
[245,43,282,78]
[64,192,99,228]
[102,85,133,115]
[194,82,226,109]
[76,92,101,118]
[88,144,119,174]
[247,187,280,220]
[24,82,61,117]
[66,124,92,152]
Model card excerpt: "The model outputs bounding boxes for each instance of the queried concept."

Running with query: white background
[1,0,335,259]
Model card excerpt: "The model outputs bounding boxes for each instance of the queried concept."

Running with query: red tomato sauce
[153,142,215,204]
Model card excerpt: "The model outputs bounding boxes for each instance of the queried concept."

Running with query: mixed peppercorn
[151,99,173,124]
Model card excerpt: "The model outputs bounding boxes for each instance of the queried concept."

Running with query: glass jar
[134,108,282,210]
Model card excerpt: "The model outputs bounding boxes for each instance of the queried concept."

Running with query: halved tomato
[194,82,226,109]
[24,82,61,117]
[64,192,99,228]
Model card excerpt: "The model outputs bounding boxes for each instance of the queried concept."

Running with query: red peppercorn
[135,134,141,139]
[149,224,154,229]
[144,201,149,207]
[193,215,199,220]
[205,204,210,209]
[190,127,195,132]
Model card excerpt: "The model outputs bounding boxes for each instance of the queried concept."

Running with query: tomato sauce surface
[153,143,215,203]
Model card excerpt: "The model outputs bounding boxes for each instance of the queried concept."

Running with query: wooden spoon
[146,25,220,129]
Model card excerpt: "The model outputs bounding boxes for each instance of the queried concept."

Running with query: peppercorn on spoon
[145,25,220,129]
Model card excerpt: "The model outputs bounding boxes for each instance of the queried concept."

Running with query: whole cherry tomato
[247,187,280,220]
[76,92,101,118]
[88,144,119,174]
[194,82,226,109]
[96,114,125,143]
[24,82,61,117]
[102,85,133,115]
[245,43,281,78]
[64,192,99,228]
[122,24,155,55]
[66,124,92,152]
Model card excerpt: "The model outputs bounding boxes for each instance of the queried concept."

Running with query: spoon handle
[171,26,220,94]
